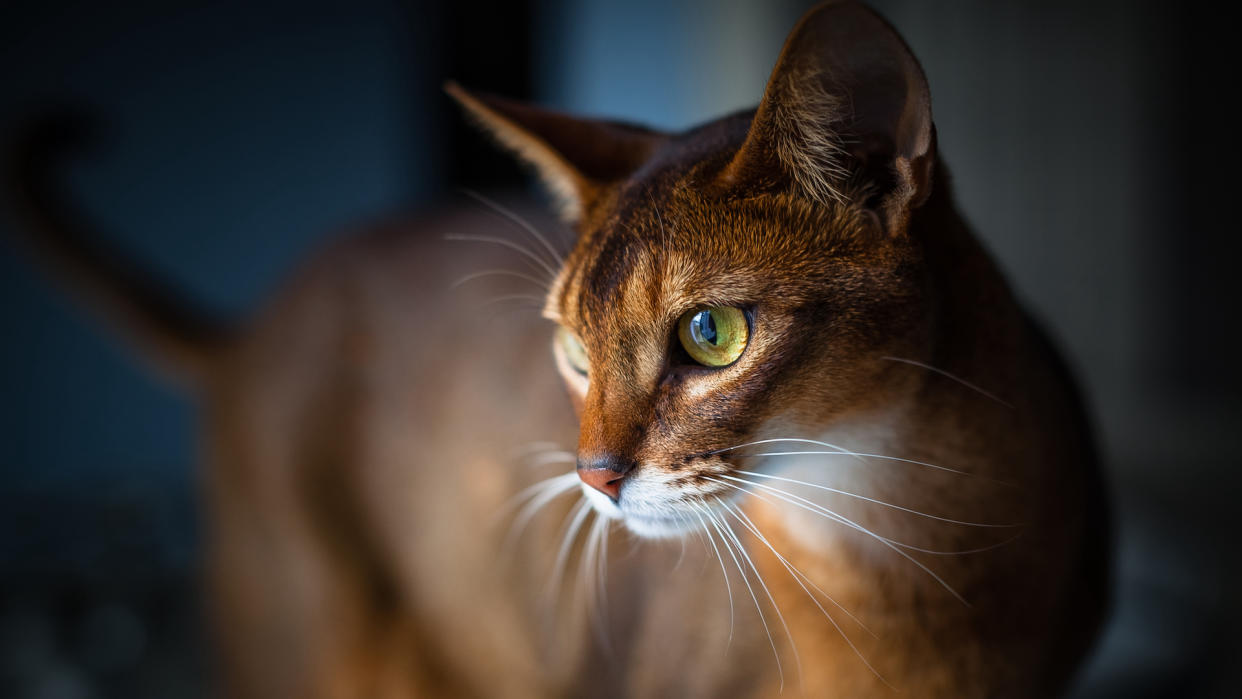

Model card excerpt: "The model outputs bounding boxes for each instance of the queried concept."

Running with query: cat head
[451,1,936,537]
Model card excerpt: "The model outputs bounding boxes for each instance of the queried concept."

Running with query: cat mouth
[622,511,698,539]
[579,481,703,538]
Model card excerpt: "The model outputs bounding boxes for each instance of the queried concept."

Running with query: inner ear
[717,1,934,235]
[446,82,667,222]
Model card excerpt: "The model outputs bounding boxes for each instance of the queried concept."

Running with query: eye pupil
[695,311,718,345]
[677,306,748,368]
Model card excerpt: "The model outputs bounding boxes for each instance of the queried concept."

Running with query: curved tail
[3,113,232,387]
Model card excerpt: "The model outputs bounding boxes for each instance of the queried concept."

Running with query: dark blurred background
[0,1,1238,697]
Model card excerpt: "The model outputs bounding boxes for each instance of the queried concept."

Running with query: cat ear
[446,82,667,222]
[717,1,934,235]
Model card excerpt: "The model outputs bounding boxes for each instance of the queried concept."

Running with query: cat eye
[676,306,749,368]
[556,326,590,376]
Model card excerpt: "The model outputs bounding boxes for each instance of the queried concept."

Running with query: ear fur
[718,1,934,235]
[445,82,666,222]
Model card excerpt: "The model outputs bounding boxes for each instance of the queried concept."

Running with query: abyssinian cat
[7,2,1108,696]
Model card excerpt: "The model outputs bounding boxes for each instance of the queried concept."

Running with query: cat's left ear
[446,82,667,222]
[717,1,934,235]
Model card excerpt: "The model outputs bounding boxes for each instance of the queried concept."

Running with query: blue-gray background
[1,1,1237,697]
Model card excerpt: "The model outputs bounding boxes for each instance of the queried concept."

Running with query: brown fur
[6,2,1107,697]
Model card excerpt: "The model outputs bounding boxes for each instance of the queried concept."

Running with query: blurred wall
[0,0,429,522]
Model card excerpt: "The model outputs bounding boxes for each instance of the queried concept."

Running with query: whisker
[478,298,547,326]
[881,356,1013,409]
[478,297,547,323]
[719,499,892,689]
[713,504,804,691]
[495,471,577,522]
[673,517,689,571]
[451,268,552,292]
[444,233,559,281]
[499,473,580,554]
[708,475,970,606]
[597,517,612,622]
[717,497,875,638]
[692,507,736,649]
[481,293,547,307]
[695,502,784,690]
[734,470,1020,528]
[679,510,713,576]
[460,189,565,271]
[722,475,1012,556]
[746,449,969,475]
[583,515,613,654]
[543,499,592,615]
[710,438,865,464]
[892,533,1027,556]
[718,439,972,476]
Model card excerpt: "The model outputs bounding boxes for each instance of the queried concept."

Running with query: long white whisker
[696,502,783,690]
[719,499,892,689]
[461,189,565,271]
[710,438,864,463]
[685,511,714,575]
[734,470,1020,528]
[693,507,735,649]
[896,534,1027,556]
[496,471,577,523]
[716,497,874,638]
[881,355,1013,409]
[714,504,803,692]
[598,518,611,621]
[451,268,552,291]
[544,499,592,614]
[673,516,689,571]
[444,233,559,281]
[580,515,597,619]
[709,475,969,606]
[482,293,547,306]
[742,450,970,476]
[583,515,613,654]
[720,475,1009,556]
[500,473,580,553]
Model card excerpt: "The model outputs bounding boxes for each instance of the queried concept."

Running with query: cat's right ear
[716,1,934,236]
[446,82,666,223]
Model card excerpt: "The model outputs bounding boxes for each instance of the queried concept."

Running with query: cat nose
[576,455,635,502]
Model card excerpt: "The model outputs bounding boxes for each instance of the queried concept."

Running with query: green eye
[677,307,749,367]
[556,326,589,376]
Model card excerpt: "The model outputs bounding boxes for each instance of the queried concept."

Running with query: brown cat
[7,2,1108,697]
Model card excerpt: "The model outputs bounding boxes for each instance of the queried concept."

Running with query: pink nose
[578,467,625,501]
[576,455,634,501]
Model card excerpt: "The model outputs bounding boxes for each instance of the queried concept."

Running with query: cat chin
[621,512,699,540]
[579,483,697,540]
[580,483,624,519]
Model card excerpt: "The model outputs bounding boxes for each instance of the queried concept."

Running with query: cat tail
[3,112,232,387]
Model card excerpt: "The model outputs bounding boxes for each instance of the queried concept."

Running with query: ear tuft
[767,67,854,205]
[718,1,935,235]
[445,82,666,222]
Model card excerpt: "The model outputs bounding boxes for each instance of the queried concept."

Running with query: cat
[6,1,1108,696]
